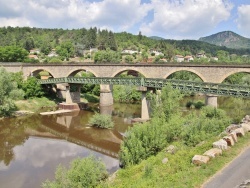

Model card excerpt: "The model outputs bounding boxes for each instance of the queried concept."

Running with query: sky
[0,0,249,40]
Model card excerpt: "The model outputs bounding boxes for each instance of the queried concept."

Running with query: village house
[48,49,58,57]
[196,52,207,59]
[174,55,184,62]
[29,49,40,54]
[150,50,164,56]
[184,55,194,62]
[211,57,218,61]
[121,49,138,54]
[28,54,38,59]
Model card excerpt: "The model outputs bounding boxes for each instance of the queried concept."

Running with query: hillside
[199,31,250,49]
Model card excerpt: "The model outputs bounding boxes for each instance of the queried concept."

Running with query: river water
[0,97,249,188]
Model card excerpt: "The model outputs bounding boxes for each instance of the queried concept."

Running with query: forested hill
[199,31,250,49]
[0,26,249,60]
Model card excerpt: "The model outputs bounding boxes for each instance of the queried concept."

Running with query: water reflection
[0,103,141,188]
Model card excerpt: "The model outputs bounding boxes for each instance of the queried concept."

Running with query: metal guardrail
[37,77,250,98]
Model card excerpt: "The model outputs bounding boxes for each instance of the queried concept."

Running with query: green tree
[89,113,114,129]
[22,77,44,99]
[42,156,108,188]
[0,68,24,117]
[119,84,183,167]
[0,46,28,62]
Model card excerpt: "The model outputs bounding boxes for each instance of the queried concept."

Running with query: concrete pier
[205,94,218,108]
[100,84,113,106]
[138,86,150,120]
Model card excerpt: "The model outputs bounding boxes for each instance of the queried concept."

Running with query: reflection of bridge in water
[39,111,122,158]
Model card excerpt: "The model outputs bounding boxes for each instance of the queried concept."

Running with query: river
[0,97,249,188]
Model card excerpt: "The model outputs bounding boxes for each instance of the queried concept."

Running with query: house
[48,49,58,57]
[211,57,218,61]
[174,55,184,62]
[121,49,138,54]
[89,48,98,54]
[196,52,207,59]
[29,49,40,54]
[28,54,38,59]
[184,55,194,62]
[150,50,164,56]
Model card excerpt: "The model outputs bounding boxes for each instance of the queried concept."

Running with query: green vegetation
[89,113,114,129]
[42,156,108,188]
[0,27,249,64]
[15,97,57,112]
[0,68,58,117]
[0,46,28,62]
[0,67,24,116]
[105,134,250,188]
[186,100,205,109]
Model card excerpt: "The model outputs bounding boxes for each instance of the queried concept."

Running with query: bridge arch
[29,68,55,78]
[111,68,147,78]
[67,68,98,77]
[164,68,206,82]
[218,69,250,83]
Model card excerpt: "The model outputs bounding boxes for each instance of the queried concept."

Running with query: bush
[42,156,108,188]
[181,106,230,146]
[89,113,114,129]
[119,120,167,167]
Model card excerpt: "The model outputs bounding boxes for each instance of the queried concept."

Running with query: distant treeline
[0,26,249,63]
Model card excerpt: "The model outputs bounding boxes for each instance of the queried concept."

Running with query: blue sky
[0,0,249,39]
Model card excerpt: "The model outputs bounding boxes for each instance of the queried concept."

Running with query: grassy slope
[15,97,58,112]
[103,134,250,188]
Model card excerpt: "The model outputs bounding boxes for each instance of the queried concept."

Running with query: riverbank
[14,97,58,113]
[103,121,250,187]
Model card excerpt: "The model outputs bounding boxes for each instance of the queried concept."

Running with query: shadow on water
[0,103,141,188]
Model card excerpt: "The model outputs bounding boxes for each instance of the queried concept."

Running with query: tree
[22,77,44,99]
[119,84,183,167]
[0,46,28,62]
[89,113,114,129]
[42,156,108,188]
[0,68,24,117]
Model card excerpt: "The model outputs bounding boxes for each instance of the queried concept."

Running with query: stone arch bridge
[2,63,250,83]
[2,63,250,120]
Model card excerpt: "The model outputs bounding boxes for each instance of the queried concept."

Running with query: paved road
[203,146,250,188]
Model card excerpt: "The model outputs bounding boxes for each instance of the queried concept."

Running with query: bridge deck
[38,77,250,98]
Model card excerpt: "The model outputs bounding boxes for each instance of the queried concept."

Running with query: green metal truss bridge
[38,77,250,98]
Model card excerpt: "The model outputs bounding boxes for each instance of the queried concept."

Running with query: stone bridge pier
[205,94,218,108]
[100,84,113,106]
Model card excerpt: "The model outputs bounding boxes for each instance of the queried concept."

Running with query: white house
[184,55,194,62]
[174,55,184,62]
[121,49,138,54]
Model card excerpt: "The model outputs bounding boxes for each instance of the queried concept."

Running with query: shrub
[181,106,230,146]
[42,156,108,188]
[89,113,114,129]
[119,120,167,167]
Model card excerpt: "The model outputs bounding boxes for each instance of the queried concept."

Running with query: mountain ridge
[198,31,250,49]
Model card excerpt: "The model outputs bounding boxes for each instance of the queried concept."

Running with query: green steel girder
[37,77,250,98]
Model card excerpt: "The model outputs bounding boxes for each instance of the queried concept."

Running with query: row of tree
[0,26,250,64]
[0,67,45,117]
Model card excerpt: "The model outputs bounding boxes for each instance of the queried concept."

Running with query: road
[203,146,250,188]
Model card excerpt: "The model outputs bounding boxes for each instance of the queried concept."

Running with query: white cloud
[236,4,250,38]
[140,0,233,39]
[0,0,152,31]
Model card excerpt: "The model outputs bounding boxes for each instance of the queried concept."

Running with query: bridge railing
[37,77,250,98]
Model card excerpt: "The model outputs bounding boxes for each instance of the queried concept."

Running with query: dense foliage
[119,84,230,167]
[0,68,47,117]
[119,84,184,167]
[0,68,24,116]
[0,46,28,62]
[0,26,250,64]
[42,156,108,188]
[89,113,114,129]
